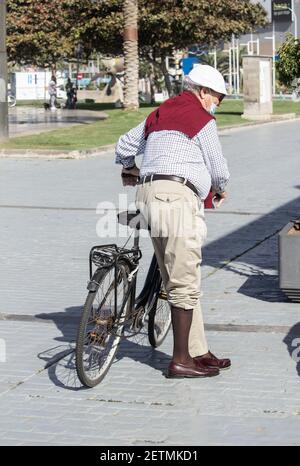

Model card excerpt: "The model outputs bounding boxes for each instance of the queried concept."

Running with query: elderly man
[115,65,231,378]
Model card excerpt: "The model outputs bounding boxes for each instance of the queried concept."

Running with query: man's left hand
[212,191,227,208]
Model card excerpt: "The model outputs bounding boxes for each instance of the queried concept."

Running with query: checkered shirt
[115,118,230,200]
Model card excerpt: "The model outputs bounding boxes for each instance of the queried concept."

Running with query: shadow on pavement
[224,264,289,303]
[203,190,300,304]
[36,190,300,388]
[36,306,170,391]
[36,306,81,391]
[283,323,300,377]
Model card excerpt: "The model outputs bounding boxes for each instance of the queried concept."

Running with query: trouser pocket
[150,192,188,237]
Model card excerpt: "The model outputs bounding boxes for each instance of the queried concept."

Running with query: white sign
[13,72,66,101]
[260,60,271,103]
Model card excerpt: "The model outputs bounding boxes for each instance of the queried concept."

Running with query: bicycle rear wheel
[76,260,130,387]
[148,275,171,348]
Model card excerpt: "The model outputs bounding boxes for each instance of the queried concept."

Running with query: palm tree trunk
[123,0,139,110]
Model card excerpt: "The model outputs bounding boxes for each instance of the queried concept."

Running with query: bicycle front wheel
[76,260,130,387]
[148,276,171,348]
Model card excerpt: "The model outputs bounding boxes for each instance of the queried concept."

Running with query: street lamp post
[208,47,217,69]
[287,6,297,37]
[275,3,298,38]
[264,22,276,96]
[267,2,298,95]
[229,35,240,95]
[273,21,276,95]
[0,0,8,141]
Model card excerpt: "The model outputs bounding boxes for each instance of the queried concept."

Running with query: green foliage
[6,0,74,67]
[66,0,267,59]
[139,0,267,58]
[277,34,300,87]
[7,0,267,69]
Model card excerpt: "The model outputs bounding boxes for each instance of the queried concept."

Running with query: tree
[138,0,267,95]
[277,34,300,87]
[6,0,74,69]
[123,0,139,110]
[7,0,267,95]
[68,0,267,95]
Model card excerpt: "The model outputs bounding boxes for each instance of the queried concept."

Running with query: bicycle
[75,209,171,388]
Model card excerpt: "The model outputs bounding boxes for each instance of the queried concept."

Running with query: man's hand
[122,165,140,178]
[212,191,227,208]
[121,166,140,187]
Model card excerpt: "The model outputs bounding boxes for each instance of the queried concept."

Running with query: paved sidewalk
[0,120,300,445]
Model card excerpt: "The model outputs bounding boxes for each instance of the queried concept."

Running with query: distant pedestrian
[66,78,76,109]
[48,75,57,110]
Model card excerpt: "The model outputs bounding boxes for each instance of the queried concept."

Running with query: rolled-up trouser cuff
[167,293,200,310]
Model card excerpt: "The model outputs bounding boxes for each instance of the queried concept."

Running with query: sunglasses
[208,89,225,104]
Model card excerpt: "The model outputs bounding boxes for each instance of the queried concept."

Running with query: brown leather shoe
[166,360,219,378]
[194,351,231,370]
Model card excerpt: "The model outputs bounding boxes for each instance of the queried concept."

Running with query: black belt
[138,174,199,197]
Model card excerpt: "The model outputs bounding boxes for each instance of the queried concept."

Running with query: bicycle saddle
[117,210,149,230]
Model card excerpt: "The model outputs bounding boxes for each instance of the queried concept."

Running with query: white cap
[188,64,227,95]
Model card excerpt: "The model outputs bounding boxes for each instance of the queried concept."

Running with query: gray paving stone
[1,120,300,445]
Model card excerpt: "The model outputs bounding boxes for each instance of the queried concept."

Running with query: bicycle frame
[87,225,160,335]
[76,213,171,387]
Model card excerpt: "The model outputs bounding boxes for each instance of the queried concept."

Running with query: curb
[0,114,299,159]
[218,113,299,134]
[0,144,116,160]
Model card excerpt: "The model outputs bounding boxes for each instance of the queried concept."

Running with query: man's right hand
[122,166,140,178]
[121,166,140,187]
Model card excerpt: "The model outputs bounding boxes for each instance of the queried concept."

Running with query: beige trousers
[136,179,208,357]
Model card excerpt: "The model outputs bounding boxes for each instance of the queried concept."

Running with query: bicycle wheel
[76,260,130,387]
[148,275,171,348]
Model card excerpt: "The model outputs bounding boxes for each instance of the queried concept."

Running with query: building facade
[245,0,300,56]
